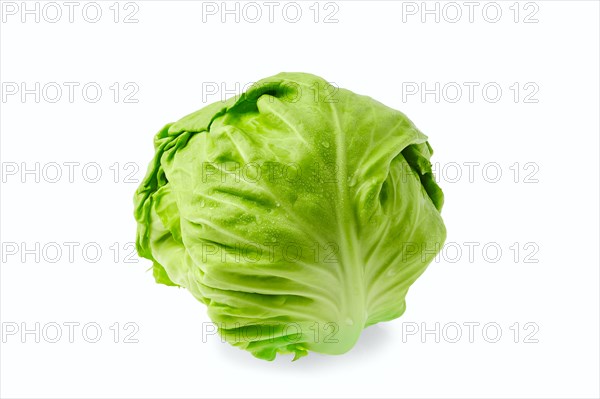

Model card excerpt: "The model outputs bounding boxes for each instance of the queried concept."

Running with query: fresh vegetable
[134,72,446,360]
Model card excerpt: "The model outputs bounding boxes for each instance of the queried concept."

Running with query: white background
[1,1,599,398]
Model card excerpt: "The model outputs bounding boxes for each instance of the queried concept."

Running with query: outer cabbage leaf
[134,72,446,360]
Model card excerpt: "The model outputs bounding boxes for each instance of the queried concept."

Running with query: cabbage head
[134,72,446,361]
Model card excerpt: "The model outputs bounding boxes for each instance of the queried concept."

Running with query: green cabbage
[134,72,446,360]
